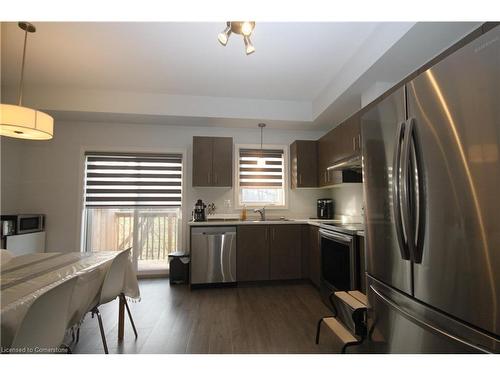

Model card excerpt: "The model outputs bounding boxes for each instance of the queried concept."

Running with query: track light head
[244,36,255,55]
[218,21,256,55]
[218,23,231,46]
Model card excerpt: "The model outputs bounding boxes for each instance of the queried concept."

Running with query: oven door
[17,215,44,234]
[319,228,357,292]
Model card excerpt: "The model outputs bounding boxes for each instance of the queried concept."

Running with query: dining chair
[91,249,137,354]
[10,276,78,353]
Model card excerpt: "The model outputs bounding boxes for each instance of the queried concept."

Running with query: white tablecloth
[0,250,140,349]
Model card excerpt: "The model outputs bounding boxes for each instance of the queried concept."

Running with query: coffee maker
[193,199,207,222]
[317,198,334,219]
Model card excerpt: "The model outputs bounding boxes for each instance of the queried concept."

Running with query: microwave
[0,214,45,236]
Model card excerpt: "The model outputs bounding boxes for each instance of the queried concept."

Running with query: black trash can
[168,251,190,284]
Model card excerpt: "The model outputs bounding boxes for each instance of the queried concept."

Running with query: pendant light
[257,123,266,167]
[218,21,256,55]
[0,22,54,140]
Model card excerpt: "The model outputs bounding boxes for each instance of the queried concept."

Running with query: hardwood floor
[72,279,342,354]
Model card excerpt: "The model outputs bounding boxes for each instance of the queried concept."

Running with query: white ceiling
[1,22,379,101]
[0,22,482,129]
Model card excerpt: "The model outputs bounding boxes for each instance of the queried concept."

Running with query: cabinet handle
[353,137,356,151]
[358,134,361,150]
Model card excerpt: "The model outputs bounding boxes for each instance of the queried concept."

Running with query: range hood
[327,155,362,172]
[322,155,362,186]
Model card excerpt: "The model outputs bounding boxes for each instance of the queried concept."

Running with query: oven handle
[319,229,353,243]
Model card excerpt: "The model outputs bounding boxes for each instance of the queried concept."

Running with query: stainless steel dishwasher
[190,226,236,285]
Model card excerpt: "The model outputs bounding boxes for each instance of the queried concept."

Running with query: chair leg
[342,339,364,354]
[93,307,109,354]
[315,318,323,345]
[121,293,138,338]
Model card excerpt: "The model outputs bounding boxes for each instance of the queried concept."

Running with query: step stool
[315,290,367,353]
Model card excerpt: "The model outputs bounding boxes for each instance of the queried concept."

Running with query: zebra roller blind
[238,148,284,188]
[84,152,182,207]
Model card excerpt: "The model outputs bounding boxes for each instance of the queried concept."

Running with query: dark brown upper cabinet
[317,114,362,187]
[290,140,318,189]
[331,114,361,164]
[192,136,233,187]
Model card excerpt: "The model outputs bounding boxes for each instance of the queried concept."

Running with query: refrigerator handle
[408,118,426,263]
[392,121,410,260]
[401,119,416,260]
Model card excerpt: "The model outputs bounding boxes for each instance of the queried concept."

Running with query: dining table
[0,249,140,350]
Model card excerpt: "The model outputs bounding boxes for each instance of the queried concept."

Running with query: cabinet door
[318,129,335,187]
[291,140,318,188]
[269,225,302,280]
[237,225,269,281]
[212,137,233,187]
[290,141,299,189]
[332,115,361,164]
[301,225,310,279]
[192,136,213,187]
[309,225,321,288]
[297,141,318,187]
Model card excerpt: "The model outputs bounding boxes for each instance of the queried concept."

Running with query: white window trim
[234,143,289,210]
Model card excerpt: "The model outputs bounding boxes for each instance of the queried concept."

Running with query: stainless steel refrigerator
[360,26,500,353]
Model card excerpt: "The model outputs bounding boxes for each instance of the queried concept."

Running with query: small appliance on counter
[317,198,334,219]
[192,199,207,222]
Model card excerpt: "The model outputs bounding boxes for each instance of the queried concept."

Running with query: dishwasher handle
[201,232,232,236]
[191,226,236,236]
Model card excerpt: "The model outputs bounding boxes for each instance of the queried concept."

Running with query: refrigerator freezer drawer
[365,276,500,353]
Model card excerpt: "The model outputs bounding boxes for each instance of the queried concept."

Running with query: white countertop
[189,218,343,227]
[188,218,365,237]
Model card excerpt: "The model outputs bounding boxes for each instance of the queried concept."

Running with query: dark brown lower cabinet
[269,225,302,280]
[301,225,310,279]
[236,225,269,281]
[309,225,321,288]
[237,224,303,282]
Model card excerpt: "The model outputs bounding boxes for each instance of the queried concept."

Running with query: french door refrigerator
[361,26,500,353]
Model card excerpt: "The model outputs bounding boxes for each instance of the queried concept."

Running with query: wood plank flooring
[72,279,342,354]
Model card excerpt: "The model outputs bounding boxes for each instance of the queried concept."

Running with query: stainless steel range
[319,222,365,312]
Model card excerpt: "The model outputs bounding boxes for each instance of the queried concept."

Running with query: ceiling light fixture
[218,21,256,55]
[0,22,54,140]
[257,123,266,167]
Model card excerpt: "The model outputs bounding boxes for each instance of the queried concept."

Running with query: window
[83,152,183,275]
[237,146,287,207]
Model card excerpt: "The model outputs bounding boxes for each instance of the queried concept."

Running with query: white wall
[329,184,364,223]
[1,137,22,213]
[0,120,327,252]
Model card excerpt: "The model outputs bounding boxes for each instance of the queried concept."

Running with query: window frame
[234,143,289,209]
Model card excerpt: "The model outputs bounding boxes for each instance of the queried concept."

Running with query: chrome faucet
[254,207,266,221]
